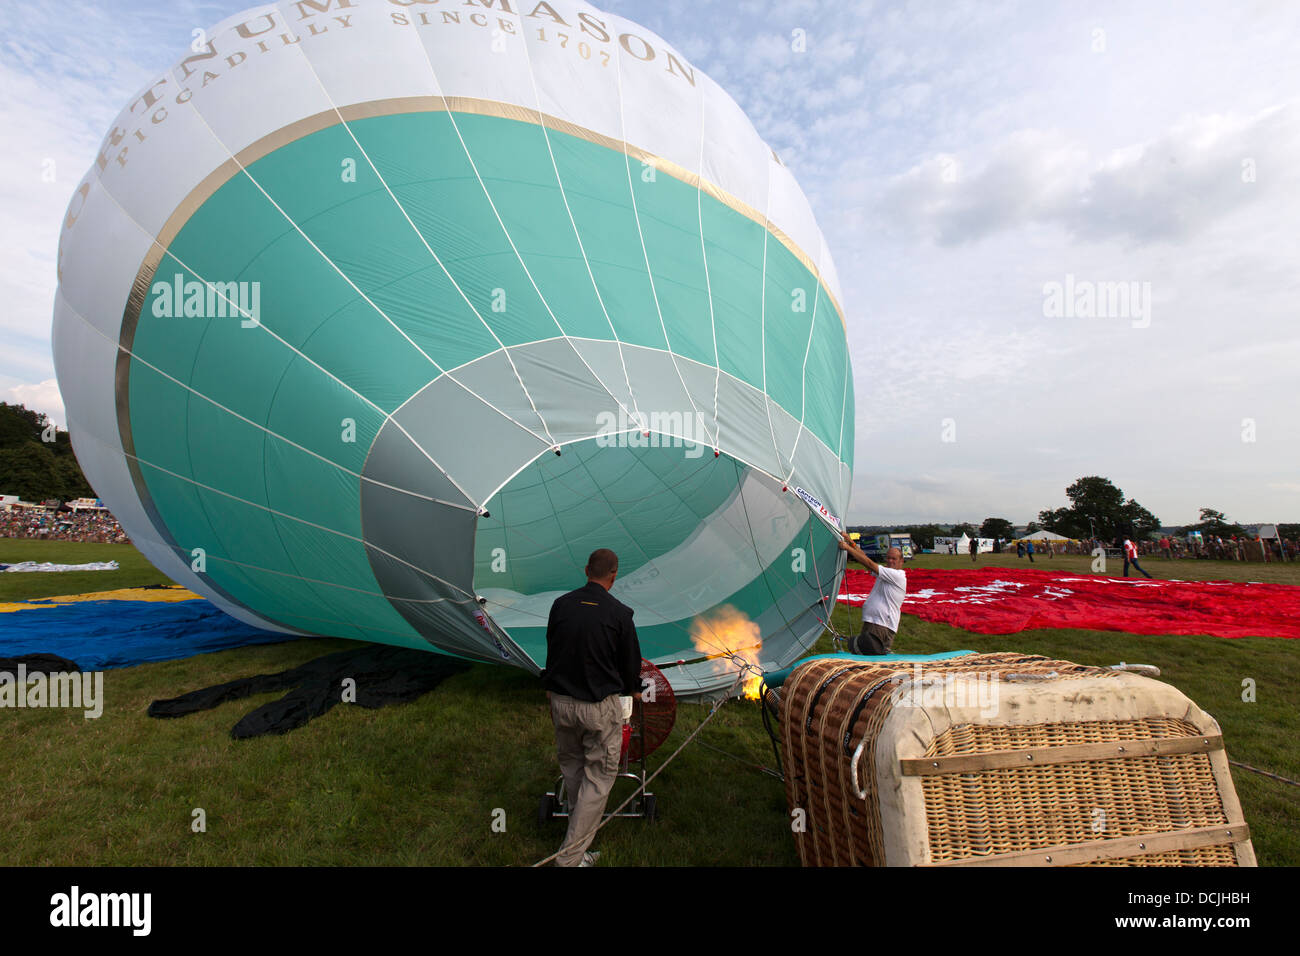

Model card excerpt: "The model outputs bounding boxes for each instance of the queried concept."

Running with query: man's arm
[621,611,643,697]
[839,531,881,575]
[542,600,559,672]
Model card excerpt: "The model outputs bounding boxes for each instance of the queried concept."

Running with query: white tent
[1022,530,1071,542]
[951,533,994,554]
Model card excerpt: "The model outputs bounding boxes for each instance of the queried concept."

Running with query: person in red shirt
[1123,537,1152,578]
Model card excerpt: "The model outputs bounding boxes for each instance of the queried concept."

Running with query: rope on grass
[1229,759,1300,788]
[694,738,782,779]
[531,669,748,867]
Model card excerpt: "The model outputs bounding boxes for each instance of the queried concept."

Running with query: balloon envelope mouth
[471,439,840,675]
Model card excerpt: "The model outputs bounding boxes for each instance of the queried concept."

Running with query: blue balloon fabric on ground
[0,600,292,670]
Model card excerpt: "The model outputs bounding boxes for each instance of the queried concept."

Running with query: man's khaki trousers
[550,692,623,866]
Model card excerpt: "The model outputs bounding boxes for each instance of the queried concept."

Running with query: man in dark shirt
[541,548,642,866]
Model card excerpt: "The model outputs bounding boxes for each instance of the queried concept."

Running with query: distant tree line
[851,476,1162,546]
[850,476,1295,547]
[0,403,94,502]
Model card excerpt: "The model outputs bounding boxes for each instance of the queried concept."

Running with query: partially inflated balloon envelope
[53,0,854,694]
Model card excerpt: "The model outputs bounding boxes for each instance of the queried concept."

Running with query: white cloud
[5,379,66,429]
[5,0,1300,526]
[876,105,1298,246]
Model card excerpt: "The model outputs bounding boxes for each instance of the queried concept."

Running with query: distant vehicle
[862,533,915,561]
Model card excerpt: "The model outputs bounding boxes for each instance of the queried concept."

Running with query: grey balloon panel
[359,454,486,659]
[360,419,474,508]
[360,481,478,599]
[616,350,698,434]
[456,339,841,504]
[507,338,627,443]
[390,358,552,506]
[357,337,846,693]
[713,373,783,479]
[361,545,498,661]
[767,401,801,477]
[674,359,722,442]
[565,338,636,414]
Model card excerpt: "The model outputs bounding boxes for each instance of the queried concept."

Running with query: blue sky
[4,0,1298,526]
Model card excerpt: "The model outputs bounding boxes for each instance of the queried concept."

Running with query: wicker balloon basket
[777,653,1255,867]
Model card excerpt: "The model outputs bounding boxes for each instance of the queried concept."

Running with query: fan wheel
[627,659,677,762]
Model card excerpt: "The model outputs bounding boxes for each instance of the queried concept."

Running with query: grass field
[1,540,1296,866]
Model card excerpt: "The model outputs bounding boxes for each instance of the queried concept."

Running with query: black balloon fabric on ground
[147,646,471,738]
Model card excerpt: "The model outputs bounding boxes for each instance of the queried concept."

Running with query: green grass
[1,539,173,602]
[1,542,1296,865]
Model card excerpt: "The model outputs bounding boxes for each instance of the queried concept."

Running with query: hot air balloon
[52,0,853,694]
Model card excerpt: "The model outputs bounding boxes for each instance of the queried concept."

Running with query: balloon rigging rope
[167,67,561,455]
[481,489,840,681]
[691,60,723,451]
[79,177,482,508]
[808,524,850,646]
[523,449,787,668]
[732,469,810,661]
[69,423,481,606]
[778,236,827,489]
[611,19,718,454]
[527,446,722,509]
[834,344,852,503]
[512,14,647,433]
[73,303,844,660]
[477,517,829,671]
[264,27,563,451]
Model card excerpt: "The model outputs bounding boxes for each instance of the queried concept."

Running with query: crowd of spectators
[1051,534,1297,562]
[0,509,130,543]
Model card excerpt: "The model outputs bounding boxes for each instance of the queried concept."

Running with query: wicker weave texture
[778,653,1254,867]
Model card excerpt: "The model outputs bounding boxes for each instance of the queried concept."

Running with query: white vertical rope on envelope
[610,12,716,450]
[272,4,560,451]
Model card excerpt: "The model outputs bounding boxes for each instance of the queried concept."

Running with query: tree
[1036,507,1073,535]
[1181,508,1245,539]
[902,524,943,550]
[1025,521,1041,534]
[0,446,58,501]
[981,517,1015,541]
[1122,498,1162,539]
[0,402,93,502]
[950,522,976,537]
[1038,476,1159,542]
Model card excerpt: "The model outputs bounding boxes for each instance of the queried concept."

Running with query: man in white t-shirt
[839,532,907,655]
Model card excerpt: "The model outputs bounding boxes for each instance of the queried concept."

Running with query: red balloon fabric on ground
[837,567,1300,639]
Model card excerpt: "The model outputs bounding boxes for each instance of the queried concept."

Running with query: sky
[3,0,1298,527]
